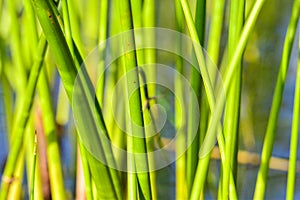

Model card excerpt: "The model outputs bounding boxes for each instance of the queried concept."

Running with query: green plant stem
[38,67,66,199]
[254,1,300,199]
[142,0,156,97]
[24,0,39,62]
[178,1,234,199]
[78,141,94,200]
[286,30,300,200]
[190,0,267,198]
[174,1,187,198]
[136,0,158,198]
[194,0,206,45]
[207,0,225,66]
[61,0,75,58]
[186,0,206,195]
[7,0,26,97]
[32,0,77,101]
[122,1,143,198]
[25,1,67,198]
[198,1,225,197]
[96,0,109,107]
[7,149,24,199]
[67,0,84,56]
[32,1,122,199]
[179,0,267,198]
[223,0,245,198]
[0,36,47,200]
[25,121,43,200]
[118,0,152,199]
[30,132,37,200]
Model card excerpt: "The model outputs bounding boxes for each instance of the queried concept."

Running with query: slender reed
[222,0,245,198]
[30,132,37,200]
[286,29,300,200]
[186,0,206,196]
[118,0,152,199]
[254,1,300,199]
[174,1,188,198]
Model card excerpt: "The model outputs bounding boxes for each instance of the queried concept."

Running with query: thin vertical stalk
[61,0,75,58]
[78,141,94,200]
[25,121,43,200]
[38,67,66,199]
[30,132,37,200]
[286,29,300,200]
[96,0,109,107]
[84,0,99,48]
[174,0,187,199]
[67,0,84,55]
[7,0,26,97]
[141,0,158,197]
[142,0,156,97]
[223,0,245,198]
[254,0,300,199]
[131,0,143,66]
[23,1,44,199]
[118,0,152,199]
[186,0,206,196]
[207,0,225,66]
